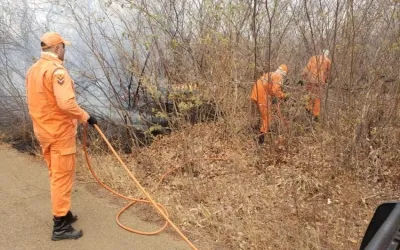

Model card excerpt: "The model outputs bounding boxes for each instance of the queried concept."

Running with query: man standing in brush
[303,49,331,121]
[26,32,97,240]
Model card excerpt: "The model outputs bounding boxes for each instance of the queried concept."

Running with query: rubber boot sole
[51,230,83,241]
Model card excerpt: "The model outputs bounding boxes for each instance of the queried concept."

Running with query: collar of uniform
[275,69,286,77]
[40,52,63,64]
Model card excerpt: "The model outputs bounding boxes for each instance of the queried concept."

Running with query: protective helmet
[279,64,288,74]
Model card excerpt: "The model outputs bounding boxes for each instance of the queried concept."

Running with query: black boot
[258,133,265,144]
[65,211,78,224]
[52,215,83,241]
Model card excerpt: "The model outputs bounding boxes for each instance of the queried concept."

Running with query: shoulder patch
[54,68,65,85]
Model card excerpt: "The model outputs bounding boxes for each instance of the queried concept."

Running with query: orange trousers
[258,103,271,133]
[306,83,323,117]
[306,96,321,117]
[40,136,76,217]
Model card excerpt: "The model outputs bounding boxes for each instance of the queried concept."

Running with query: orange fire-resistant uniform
[303,55,331,118]
[26,52,89,217]
[251,72,287,133]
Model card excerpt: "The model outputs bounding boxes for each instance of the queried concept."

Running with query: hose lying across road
[82,123,198,250]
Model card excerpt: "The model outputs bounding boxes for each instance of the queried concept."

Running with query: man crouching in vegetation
[25,32,97,240]
[250,65,289,144]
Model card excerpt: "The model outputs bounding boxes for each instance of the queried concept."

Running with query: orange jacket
[303,55,331,85]
[26,52,89,140]
[250,72,286,105]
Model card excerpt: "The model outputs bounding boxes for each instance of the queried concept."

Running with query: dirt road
[0,144,190,250]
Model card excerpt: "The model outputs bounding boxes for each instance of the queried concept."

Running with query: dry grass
[2,77,397,250]
[74,115,399,250]
[69,77,400,250]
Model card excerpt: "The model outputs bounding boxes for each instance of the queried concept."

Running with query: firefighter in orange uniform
[26,32,97,240]
[251,65,289,144]
[303,50,331,121]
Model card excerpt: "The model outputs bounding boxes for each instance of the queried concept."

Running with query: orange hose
[82,123,198,250]
[151,167,180,192]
